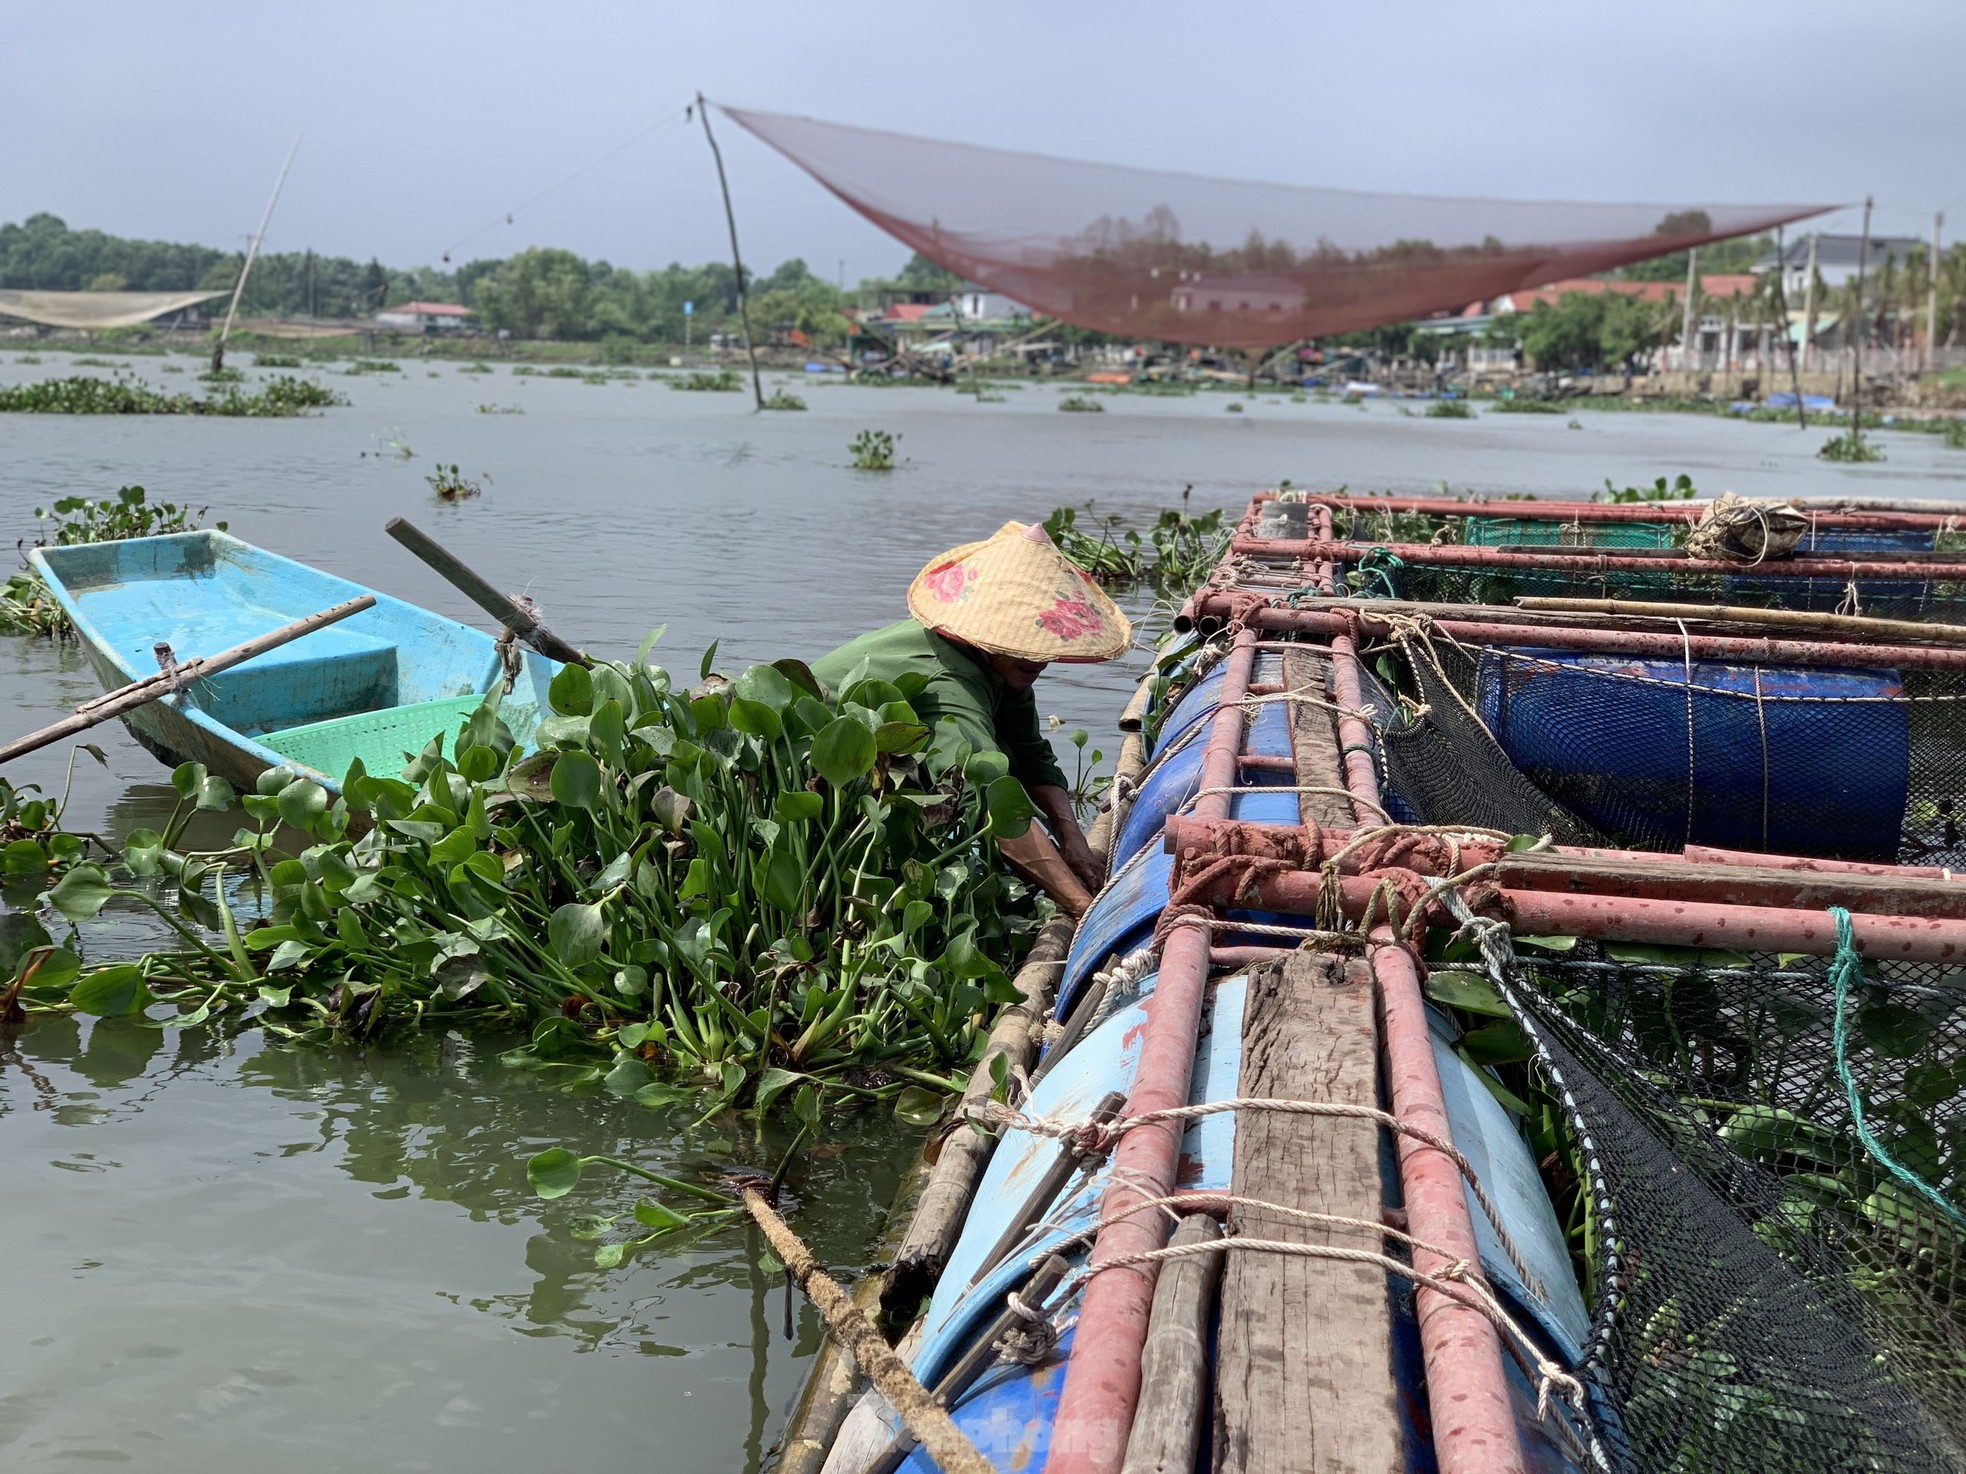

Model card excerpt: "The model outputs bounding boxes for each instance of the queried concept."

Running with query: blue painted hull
[29,531,556,793]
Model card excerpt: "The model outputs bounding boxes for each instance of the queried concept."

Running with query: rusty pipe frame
[1176,866,1966,961]
[1325,635,1528,1474]
[1183,597,1966,672]
[1289,492,1961,531]
[1160,816,1966,921]
[1230,534,1966,581]
[1043,627,1260,1474]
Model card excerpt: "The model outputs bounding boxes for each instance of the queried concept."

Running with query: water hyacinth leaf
[45,863,114,922]
[811,717,877,787]
[258,983,293,1008]
[690,694,729,732]
[549,901,607,968]
[2,838,50,873]
[171,761,236,811]
[267,939,310,972]
[604,1056,655,1096]
[874,721,930,755]
[633,1200,690,1231]
[964,749,1010,786]
[21,947,79,993]
[69,964,153,1017]
[771,658,823,700]
[893,1086,946,1127]
[773,790,823,825]
[1423,970,1513,1018]
[791,695,834,737]
[456,743,502,783]
[757,846,804,913]
[755,1067,808,1114]
[428,825,477,867]
[526,1146,584,1199]
[590,698,626,759]
[569,1214,616,1241]
[550,663,594,716]
[700,640,720,682]
[984,776,1037,838]
[636,625,669,664]
[794,1084,822,1133]
[729,697,783,741]
[1458,1019,1535,1065]
[593,1242,627,1269]
[551,751,604,811]
[277,778,329,831]
[734,663,797,712]
[0,913,54,974]
[1859,999,1934,1059]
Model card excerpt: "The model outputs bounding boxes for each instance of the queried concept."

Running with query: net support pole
[1043,627,1257,1474]
[697,95,767,412]
[212,132,302,374]
[1331,635,1528,1474]
[1226,536,1966,584]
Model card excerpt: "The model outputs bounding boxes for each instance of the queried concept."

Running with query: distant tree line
[0,214,961,347]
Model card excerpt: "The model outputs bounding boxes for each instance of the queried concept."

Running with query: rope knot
[993,1289,1060,1365]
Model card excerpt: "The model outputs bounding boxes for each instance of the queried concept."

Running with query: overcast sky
[4,0,1961,280]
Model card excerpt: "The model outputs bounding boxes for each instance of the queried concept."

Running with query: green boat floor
[261,694,486,781]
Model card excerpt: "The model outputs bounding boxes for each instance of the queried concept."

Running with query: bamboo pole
[696,95,767,412]
[740,1188,994,1474]
[1119,1215,1223,1474]
[213,133,303,373]
[1774,225,1809,430]
[0,595,375,767]
[1514,595,1966,645]
[384,517,590,666]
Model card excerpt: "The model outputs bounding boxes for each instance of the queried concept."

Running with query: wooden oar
[0,595,375,767]
[384,517,591,667]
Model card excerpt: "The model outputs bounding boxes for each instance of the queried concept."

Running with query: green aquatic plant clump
[0,374,344,417]
[669,370,744,393]
[1043,503,1230,598]
[24,651,1047,1116]
[763,391,807,411]
[1425,399,1473,419]
[2,487,226,636]
[1820,429,1886,463]
[849,429,898,470]
[1058,395,1105,413]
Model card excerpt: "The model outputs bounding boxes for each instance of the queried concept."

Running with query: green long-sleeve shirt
[811,620,1069,793]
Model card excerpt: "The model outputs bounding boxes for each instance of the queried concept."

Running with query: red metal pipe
[1682,842,1957,879]
[1293,493,1959,531]
[1373,937,1527,1474]
[1160,816,1966,919]
[1183,869,1966,961]
[1230,535,1966,581]
[1043,627,1260,1474]
[1192,598,1966,672]
[1209,944,1296,968]
[1327,636,1527,1474]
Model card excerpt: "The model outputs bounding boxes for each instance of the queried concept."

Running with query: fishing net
[1485,936,1966,1473]
[722,105,1827,349]
[0,289,223,329]
[1370,635,1966,865]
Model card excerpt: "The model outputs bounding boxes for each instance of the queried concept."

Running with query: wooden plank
[1281,649,1357,831]
[1122,1214,1225,1474]
[1214,953,1399,1474]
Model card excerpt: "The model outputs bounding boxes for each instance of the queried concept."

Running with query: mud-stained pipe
[1043,628,1258,1474]
[1229,535,1966,582]
[1295,492,1958,531]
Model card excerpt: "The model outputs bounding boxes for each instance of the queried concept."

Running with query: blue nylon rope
[1826,905,1966,1227]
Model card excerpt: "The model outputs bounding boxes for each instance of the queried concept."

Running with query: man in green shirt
[812,521,1132,917]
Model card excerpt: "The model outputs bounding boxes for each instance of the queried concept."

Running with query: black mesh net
[1492,944,1966,1472]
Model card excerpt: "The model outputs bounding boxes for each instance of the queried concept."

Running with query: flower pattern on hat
[1036,593,1105,641]
[921,563,976,603]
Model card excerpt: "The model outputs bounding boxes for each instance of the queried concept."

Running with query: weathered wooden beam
[1282,648,1357,831]
[1214,954,1399,1474]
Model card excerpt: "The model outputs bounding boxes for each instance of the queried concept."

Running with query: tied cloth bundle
[1682,492,1810,564]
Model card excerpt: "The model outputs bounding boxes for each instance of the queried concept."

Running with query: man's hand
[1031,784,1105,896]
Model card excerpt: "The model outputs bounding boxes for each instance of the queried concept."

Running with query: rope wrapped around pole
[737,1188,994,1474]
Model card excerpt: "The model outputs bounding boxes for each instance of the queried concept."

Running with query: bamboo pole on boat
[1119,1215,1223,1474]
[0,595,375,768]
[738,1187,994,1474]
[1229,535,1966,581]
[1279,492,1958,531]
[1514,595,1966,645]
[384,518,590,666]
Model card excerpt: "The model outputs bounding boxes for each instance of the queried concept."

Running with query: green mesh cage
[1462,516,1678,549]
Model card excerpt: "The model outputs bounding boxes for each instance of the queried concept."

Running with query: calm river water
[2,349,1963,1471]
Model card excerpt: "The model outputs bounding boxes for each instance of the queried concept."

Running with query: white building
[375,301,474,333]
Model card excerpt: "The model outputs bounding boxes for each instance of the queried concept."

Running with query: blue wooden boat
[29,531,556,793]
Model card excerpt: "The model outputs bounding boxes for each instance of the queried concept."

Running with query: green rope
[1350,546,1405,601]
[1827,905,1966,1227]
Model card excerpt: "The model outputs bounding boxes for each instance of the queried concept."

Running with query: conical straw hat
[907,521,1132,663]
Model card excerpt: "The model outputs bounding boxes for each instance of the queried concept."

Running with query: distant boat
[30,531,555,792]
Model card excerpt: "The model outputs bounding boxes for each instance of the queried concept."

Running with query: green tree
[1518,290,1661,371]
[470,248,596,339]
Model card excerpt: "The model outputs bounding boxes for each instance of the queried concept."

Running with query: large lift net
[724,105,1828,348]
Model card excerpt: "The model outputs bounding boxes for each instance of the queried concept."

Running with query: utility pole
[694,93,766,411]
[1930,211,1945,376]
[1852,195,1872,416]
[1772,224,1807,429]
[1801,233,1819,372]
[1680,247,1699,371]
[212,132,303,373]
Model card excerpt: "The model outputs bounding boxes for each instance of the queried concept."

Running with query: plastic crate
[261,694,485,783]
